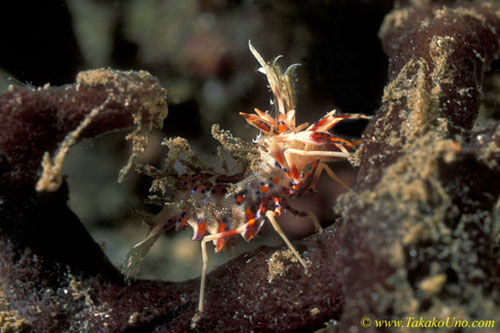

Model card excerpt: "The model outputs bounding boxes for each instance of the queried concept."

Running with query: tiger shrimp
[122,41,369,325]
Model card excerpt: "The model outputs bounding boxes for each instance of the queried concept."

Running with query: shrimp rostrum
[122,41,368,323]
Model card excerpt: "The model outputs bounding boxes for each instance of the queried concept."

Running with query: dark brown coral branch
[0,69,168,331]
[2,1,500,332]
[338,0,500,330]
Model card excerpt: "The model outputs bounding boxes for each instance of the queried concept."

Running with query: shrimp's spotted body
[123,42,368,325]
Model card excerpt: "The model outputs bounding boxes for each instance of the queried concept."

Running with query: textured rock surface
[339,1,500,331]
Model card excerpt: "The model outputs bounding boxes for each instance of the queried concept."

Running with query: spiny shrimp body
[123,42,368,324]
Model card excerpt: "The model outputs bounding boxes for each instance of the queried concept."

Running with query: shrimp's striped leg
[283,149,301,183]
[243,203,267,241]
[306,212,323,233]
[175,212,189,231]
[282,148,351,189]
[292,131,357,149]
[273,196,282,216]
[310,162,350,191]
[270,143,296,182]
[282,146,349,184]
[198,226,245,314]
[239,112,272,133]
[286,160,320,194]
[265,210,308,270]
[214,218,230,252]
[279,198,323,233]
[253,108,276,126]
[307,110,370,132]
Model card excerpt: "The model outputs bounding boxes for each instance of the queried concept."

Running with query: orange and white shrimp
[123,41,368,325]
